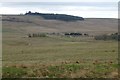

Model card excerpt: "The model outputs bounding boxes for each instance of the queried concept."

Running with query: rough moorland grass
[2,62,118,78]
[2,34,118,78]
[47,64,83,77]
[3,66,27,78]
[3,37,118,64]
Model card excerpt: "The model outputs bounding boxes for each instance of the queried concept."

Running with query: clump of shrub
[94,33,120,41]
[28,33,47,38]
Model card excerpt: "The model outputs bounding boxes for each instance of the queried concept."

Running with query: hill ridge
[25,11,84,21]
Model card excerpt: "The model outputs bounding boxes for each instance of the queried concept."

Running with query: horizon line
[1,14,118,19]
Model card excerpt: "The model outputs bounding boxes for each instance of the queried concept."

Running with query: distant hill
[2,15,118,35]
[25,11,84,21]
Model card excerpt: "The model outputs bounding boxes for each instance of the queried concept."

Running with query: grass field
[2,33,118,78]
[2,15,118,78]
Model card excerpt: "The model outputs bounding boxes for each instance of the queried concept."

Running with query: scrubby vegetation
[28,33,47,38]
[94,33,120,41]
[27,32,89,38]
[64,32,82,36]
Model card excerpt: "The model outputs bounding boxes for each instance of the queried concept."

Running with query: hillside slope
[2,15,118,35]
[25,11,84,21]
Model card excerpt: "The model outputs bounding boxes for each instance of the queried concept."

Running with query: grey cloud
[2,2,117,7]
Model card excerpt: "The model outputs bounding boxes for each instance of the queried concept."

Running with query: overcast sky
[0,0,119,18]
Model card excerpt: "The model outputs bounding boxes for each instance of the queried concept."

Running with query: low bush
[28,33,47,38]
[94,33,120,41]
